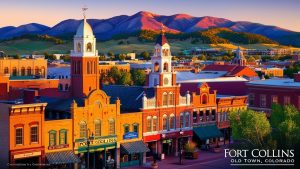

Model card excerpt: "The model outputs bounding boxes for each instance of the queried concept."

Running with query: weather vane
[82,5,88,19]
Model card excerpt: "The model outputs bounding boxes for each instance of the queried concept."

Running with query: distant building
[256,67,284,77]
[126,53,136,60]
[232,47,247,66]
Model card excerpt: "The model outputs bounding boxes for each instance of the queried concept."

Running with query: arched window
[146,116,152,132]
[35,67,40,76]
[77,43,81,52]
[168,93,174,105]
[163,92,168,106]
[163,62,168,72]
[87,62,91,74]
[65,84,69,91]
[40,67,45,77]
[86,42,92,52]
[153,116,158,131]
[49,130,56,146]
[162,114,168,130]
[21,67,25,76]
[185,112,190,127]
[79,121,87,138]
[94,120,101,136]
[109,119,115,135]
[124,124,130,134]
[154,62,159,72]
[202,94,208,104]
[12,67,17,76]
[59,129,67,145]
[27,67,32,76]
[4,67,9,74]
[169,114,175,130]
[180,113,184,128]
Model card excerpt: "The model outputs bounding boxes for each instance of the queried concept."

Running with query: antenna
[82,5,88,19]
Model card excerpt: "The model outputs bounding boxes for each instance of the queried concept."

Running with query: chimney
[294,72,300,82]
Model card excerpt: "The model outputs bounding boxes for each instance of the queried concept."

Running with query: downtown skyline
[1,0,300,32]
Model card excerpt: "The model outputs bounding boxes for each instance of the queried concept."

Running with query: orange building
[0,102,47,169]
[0,58,47,78]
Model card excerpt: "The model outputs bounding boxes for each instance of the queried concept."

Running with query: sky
[1,0,300,32]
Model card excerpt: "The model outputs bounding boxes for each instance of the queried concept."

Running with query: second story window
[199,111,204,122]
[30,126,38,143]
[185,112,190,127]
[133,123,139,133]
[162,115,168,130]
[180,113,184,128]
[169,114,175,130]
[109,119,115,135]
[124,124,130,134]
[146,116,152,132]
[80,121,87,138]
[153,116,158,131]
[163,93,168,106]
[260,95,266,107]
[59,129,67,145]
[95,120,101,137]
[49,131,56,146]
[15,128,23,145]
[193,111,198,124]
[211,110,216,121]
[206,110,210,121]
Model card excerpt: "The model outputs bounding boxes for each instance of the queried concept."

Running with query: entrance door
[15,156,39,169]
[162,139,173,156]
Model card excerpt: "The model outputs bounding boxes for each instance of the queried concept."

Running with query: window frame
[15,127,24,145]
[30,125,39,144]
[59,129,67,145]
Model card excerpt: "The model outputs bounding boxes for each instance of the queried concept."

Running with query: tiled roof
[102,85,154,112]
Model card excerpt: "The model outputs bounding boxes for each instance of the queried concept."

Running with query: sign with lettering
[48,144,69,150]
[123,132,138,140]
[75,136,117,148]
[14,151,41,159]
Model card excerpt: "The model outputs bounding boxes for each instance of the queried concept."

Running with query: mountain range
[0,11,299,46]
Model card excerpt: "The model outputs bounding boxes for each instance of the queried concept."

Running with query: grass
[1,37,300,55]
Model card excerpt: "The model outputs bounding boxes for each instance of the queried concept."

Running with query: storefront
[120,141,149,168]
[75,135,117,169]
[193,124,223,149]
[10,148,44,169]
[45,150,80,169]
[143,134,161,158]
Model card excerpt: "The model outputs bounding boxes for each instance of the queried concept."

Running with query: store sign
[14,151,41,159]
[123,132,138,140]
[76,136,117,147]
[48,144,69,150]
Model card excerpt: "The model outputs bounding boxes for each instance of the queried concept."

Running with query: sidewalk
[124,147,227,169]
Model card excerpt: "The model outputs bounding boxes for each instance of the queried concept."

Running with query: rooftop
[247,78,300,88]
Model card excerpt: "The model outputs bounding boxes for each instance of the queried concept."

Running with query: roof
[75,18,94,38]
[202,65,257,78]
[176,71,227,82]
[40,97,84,112]
[121,141,150,154]
[155,33,168,46]
[247,78,300,88]
[102,85,154,112]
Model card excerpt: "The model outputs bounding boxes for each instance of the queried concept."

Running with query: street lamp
[86,130,94,169]
[179,128,184,165]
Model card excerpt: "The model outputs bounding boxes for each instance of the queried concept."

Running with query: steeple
[232,46,247,66]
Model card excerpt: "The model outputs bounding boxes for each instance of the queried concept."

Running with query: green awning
[121,141,150,154]
[46,150,81,165]
[193,125,223,140]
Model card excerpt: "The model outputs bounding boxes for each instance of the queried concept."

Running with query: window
[15,128,23,145]
[169,114,175,130]
[162,115,168,130]
[12,67,17,76]
[4,67,9,74]
[193,111,198,124]
[284,96,290,105]
[133,123,139,133]
[30,126,38,143]
[124,124,130,134]
[199,111,204,122]
[163,93,168,106]
[80,121,87,138]
[272,95,278,104]
[109,119,115,135]
[211,110,216,121]
[59,130,67,145]
[146,116,152,132]
[95,120,101,137]
[35,67,39,76]
[206,110,210,121]
[260,95,266,107]
[153,116,158,131]
[154,62,159,72]
[202,94,208,104]
[49,131,56,146]
[21,67,25,76]
[163,62,168,72]
[168,93,174,105]
[27,67,32,76]
[77,43,81,52]
[86,42,92,52]
[249,94,254,106]
[180,113,184,128]
[185,112,190,127]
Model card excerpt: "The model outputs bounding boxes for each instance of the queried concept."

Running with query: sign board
[75,136,117,148]
[123,132,138,140]
[14,151,41,159]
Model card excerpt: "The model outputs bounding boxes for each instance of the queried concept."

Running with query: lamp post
[179,128,184,165]
[86,130,94,169]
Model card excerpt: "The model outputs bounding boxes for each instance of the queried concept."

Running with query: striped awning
[121,141,150,154]
[193,124,223,140]
[46,150,81,165]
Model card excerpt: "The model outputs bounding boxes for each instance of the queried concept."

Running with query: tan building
[0,58,47,78]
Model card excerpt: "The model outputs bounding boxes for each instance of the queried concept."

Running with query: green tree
[119,71,132,85]
[229,109,272,148]
[198,54,206,61]
[270,104,300,148]
[140,51,150,60]
[60,55,70,62]
[13,54,21,59]
[131,69,146,86]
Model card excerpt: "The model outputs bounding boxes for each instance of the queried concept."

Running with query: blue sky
[1,0,299,31]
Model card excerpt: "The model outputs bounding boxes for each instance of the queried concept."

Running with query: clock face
[164,78,169,85]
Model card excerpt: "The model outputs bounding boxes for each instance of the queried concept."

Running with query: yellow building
[261,67,284,77]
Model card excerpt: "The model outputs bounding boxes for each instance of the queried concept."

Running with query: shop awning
[46,150,81,165]
[193,125,223,140]
[121,141,150,154]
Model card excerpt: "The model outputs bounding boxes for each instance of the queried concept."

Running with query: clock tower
[148,28,176,87]
[71,9,99,98]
